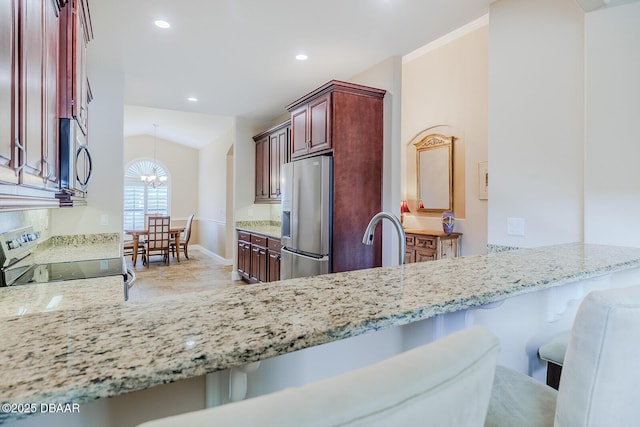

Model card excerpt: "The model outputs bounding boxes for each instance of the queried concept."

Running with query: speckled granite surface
[33,233,121,263]
[486,244,522,253]
[0,277,124,319]
[236,221,281,239]
[2,243,640,423]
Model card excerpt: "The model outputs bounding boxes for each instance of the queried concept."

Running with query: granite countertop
[0,276,124,319]
[2,243,640,423]
[0,232,123,322]
[236,221,281,239]
[33,233,121,263]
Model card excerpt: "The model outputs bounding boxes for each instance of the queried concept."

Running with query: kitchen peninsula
[2,243,640,425]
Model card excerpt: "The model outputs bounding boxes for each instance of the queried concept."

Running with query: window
[124,160,170,230]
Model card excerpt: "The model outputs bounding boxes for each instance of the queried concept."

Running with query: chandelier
[141,124,167,188]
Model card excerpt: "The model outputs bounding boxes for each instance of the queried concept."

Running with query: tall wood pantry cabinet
[286,80,386,273]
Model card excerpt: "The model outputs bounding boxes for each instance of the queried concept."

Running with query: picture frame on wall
[478,161,488,200]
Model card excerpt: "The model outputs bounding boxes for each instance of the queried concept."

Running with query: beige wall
[51,65,125,236]
[488,0,584,248]
[198,126,235,258]
[124,133,198,221]
[584,2,640,246]
[401,21,489,256]
[233,116,279,225]
[233,117,271,221]
[0,209,51,239]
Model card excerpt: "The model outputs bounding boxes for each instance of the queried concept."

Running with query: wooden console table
[403,229,462,263]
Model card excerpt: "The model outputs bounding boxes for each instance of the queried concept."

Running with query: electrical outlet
[100,214,109,226]
[507,217,525,236]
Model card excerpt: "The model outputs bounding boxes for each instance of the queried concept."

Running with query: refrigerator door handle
[281,247,330,280]
[292,170,300,250]
[281,247,328,261]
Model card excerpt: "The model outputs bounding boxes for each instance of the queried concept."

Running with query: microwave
[59,118,93,197]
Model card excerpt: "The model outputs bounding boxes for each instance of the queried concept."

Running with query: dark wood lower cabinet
[267,239,282,283]
[250,244,268,283]
[237,230,280,284]
[237,232,252,280]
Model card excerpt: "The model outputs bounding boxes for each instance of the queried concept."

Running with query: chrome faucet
[362,212,406,265]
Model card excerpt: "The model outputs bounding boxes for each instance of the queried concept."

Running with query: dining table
[124,226,186,266]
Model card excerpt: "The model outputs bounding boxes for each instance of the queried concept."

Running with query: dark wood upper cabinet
[308,93,331,154]
[0,0,19,184]
[253,120,290,204]
[290,105,308,158]
[254,136,269,202]
[43,0,61,186]
[0,0,63,190]
[20,0,46,186]
[59,0,92,133]
[0,0,91,206]
[269,125,289,198]
[290,93,331,159]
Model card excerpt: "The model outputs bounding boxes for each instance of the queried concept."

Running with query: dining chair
[136,325,499,427]
[144,216,171,267]
[485,285,640,426]
[123,239,146,266]
[171,214,194,260]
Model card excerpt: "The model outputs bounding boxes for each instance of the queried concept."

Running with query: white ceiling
[89,0,496,148]
[89,0,639,149]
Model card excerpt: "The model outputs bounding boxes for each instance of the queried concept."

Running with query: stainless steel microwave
[59,118,92,197]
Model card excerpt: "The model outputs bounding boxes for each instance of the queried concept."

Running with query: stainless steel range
[0,226,132,299]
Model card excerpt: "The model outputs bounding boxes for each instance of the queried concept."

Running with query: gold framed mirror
[414,134,454,212]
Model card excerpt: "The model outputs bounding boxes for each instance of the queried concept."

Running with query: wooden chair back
[147,216,171,251]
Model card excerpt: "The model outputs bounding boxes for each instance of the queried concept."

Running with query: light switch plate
[507,217,525,236]
[100,214,109,226]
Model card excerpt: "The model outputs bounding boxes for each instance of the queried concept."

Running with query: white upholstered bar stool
[485,285,640,427]
[537,331,570,390]
[138,326,499,427]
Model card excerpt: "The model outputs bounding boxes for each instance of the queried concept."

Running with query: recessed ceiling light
[154,20,171,29]
[295,54,308,61]
[187,97,198,102]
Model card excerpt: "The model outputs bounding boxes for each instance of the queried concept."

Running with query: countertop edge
[2,243,640,422]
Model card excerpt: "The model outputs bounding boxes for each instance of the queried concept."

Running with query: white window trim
[124,158,172,230]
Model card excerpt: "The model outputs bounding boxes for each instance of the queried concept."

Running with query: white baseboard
[191,245,233,265]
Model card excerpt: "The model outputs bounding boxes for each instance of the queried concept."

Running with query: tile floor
[126,247,240,301]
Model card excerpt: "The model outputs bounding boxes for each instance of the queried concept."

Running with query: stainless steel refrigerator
[280,156,332,280]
